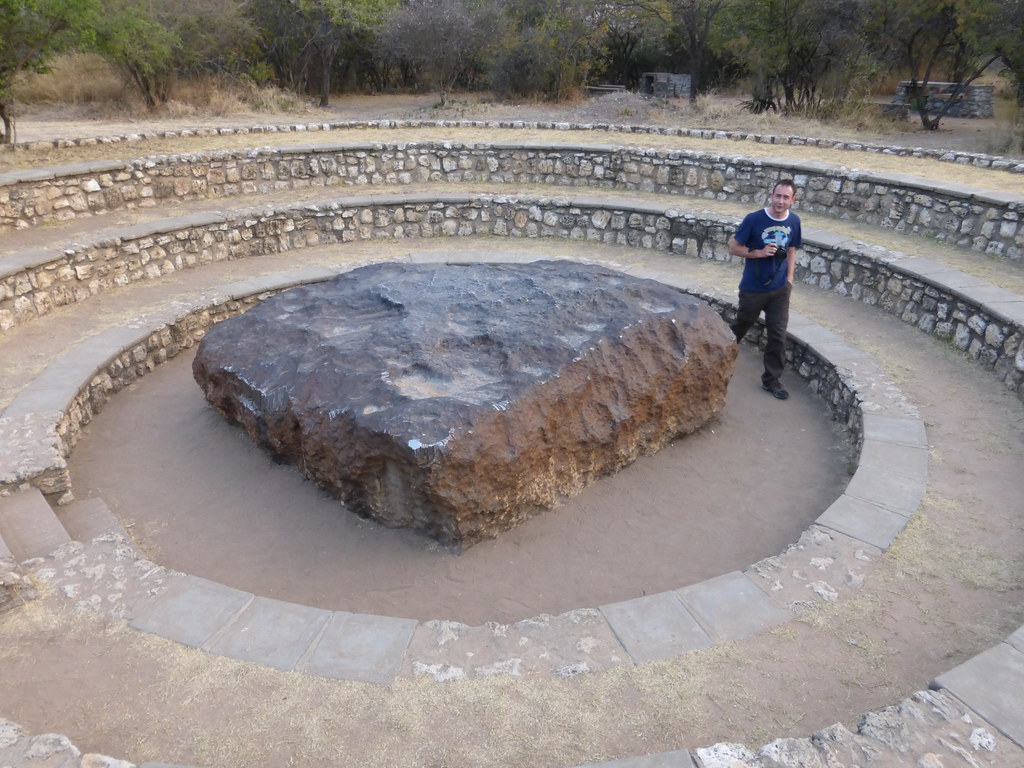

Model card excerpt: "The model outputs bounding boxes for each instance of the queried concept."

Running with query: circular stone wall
[68,299,852,625]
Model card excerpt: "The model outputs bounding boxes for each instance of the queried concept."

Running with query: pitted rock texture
[192,260,736,549]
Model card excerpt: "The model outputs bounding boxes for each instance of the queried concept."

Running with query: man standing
[728,179,802,400]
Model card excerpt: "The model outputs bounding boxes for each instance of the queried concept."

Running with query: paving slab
[600,592,713,664]
[860,413,928,448]
[986,299,1024,325]
[959,282,1024,307]
[675,571,789,643]
[783,319,844,345]
[1009,625,1024,654]
[224,265,338,297]
[843,464,926,515]
[302,611,418,684]
[3,328,142,417]
[0,411,66,491]
[802,227,856,250]
[856,438,929,477]
[53,496,125,542]
[0,488,71,562]
[886,256,956,277]
[747,526,880,609]
[801,340,877,368]
[815,494,911,550]
[130,575,253,648]
[933,642,1024,749]
[572,749,696,768]
[205,595,332,671]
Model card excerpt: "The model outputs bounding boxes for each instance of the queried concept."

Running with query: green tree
[375,0,500,105]
[868,0,1002,130]
[595,5,668,89]
[250,0,312,92]
[616,0,733,99]
[489,0,608,100]
[728,0,872,114]
[0,0,99,143]
[304,0,398,106]
[993,0,1024,105]
[93,0,176,108]
[94,0,255,109]
[250,0,396,106]
[668,0,731,99]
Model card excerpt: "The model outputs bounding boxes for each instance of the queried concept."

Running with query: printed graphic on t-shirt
[762,225,791,250]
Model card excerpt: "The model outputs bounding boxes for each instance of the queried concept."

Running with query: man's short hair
[774,178,797,196]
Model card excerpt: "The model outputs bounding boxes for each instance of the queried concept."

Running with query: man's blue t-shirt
[734,208,802,292]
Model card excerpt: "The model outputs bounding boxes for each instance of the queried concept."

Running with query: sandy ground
[66,342,851,627]
[0,94,1022,767]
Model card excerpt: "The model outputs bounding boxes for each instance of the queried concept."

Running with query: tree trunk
[316,37,340,107]
[911,55,999,131]
[907,80,940,130]
[0,102,14,145]
[915,105,942,130]
[688,46,704,101]
[318,50,331,107]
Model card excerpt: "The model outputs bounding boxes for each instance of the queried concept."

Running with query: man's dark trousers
[730,283,791,386]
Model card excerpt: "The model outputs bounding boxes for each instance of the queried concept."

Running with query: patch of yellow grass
[14,53,123,105]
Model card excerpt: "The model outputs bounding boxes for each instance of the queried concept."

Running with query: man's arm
[786,246,797,284]
[728,236,776,260]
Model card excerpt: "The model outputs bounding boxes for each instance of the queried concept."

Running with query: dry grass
[164,76,314,118]
[14,54,316,122]
[13,53,123,106]
[4,117,1024,201]
[891,499,1024,594]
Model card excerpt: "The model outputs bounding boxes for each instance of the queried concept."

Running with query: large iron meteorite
[192,260,737,549]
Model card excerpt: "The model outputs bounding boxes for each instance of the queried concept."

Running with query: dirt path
[0,98,1022,768]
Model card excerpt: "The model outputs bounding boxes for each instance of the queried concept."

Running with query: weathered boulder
[192,260,736,549]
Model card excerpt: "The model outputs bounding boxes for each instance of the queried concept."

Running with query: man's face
[770,184,795,216]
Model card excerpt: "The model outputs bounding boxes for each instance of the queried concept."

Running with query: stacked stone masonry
[3,118,1022,170]
[2,194,1022,402]
[892,81,996,119]
[1,141,1021,260]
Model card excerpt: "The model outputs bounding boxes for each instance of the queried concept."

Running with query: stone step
[0,488,72,562]
[53,496,127,542]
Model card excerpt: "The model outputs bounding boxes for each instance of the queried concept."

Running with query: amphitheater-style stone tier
[2,120,1024,768]
[191,260,736,549]
[1,140,1021,260]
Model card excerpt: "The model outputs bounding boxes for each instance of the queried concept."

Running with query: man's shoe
[762,381,789,400]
